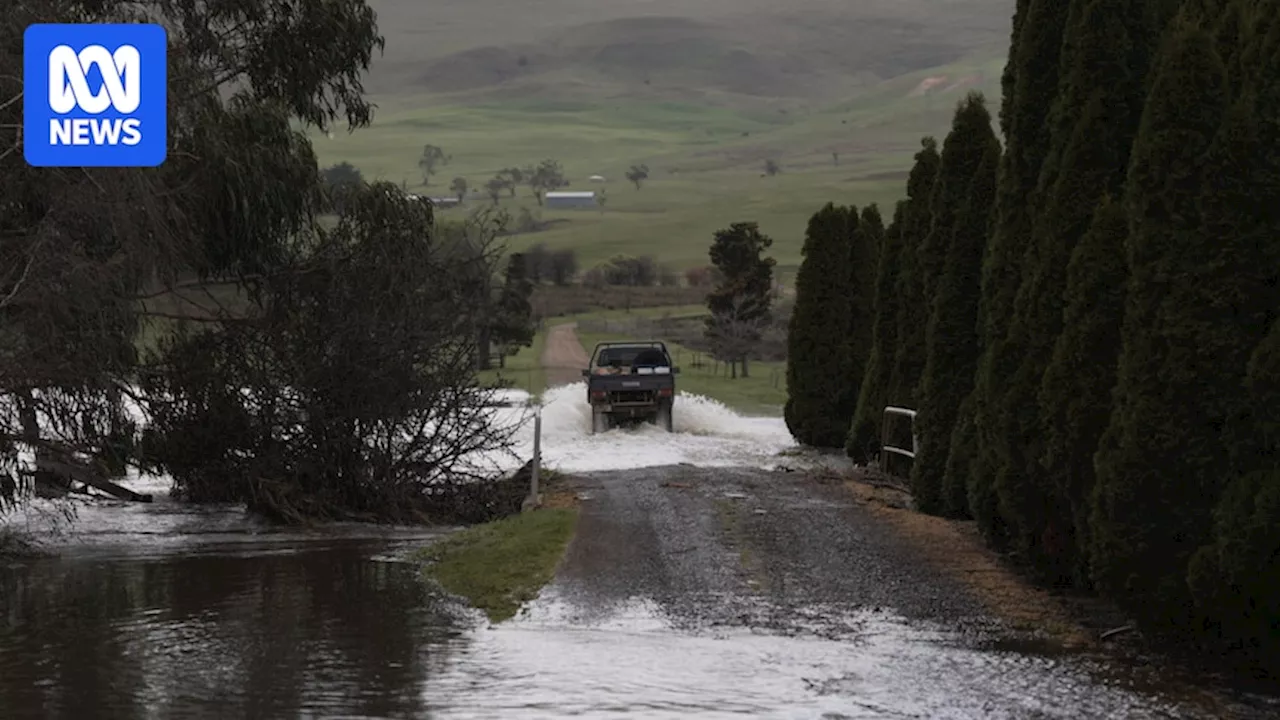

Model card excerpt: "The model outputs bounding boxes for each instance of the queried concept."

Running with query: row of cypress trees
[785,0,1280,673]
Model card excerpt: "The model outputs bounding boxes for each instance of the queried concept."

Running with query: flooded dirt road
[419,465,1273,719]
[3,384,1278,718]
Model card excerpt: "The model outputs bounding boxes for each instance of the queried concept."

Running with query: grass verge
[418,504,579,623]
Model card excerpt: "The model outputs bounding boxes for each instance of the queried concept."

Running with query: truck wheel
[656,403,674,432]
[591,410,610,434]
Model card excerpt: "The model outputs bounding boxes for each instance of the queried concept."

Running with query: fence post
[530,404,542,503]
[879,406,918,481]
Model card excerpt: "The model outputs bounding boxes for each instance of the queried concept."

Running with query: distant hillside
[363,0,1012,105]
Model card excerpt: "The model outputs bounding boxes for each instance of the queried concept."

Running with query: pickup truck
[580,341,679,433]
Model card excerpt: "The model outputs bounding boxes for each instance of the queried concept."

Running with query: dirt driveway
[541,322,590,388]
[549,465,991,634]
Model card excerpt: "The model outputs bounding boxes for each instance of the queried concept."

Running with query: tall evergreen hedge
[910,93,999,516]
[969,0,1071,543]
[843,205,880,429]
[1034,196,1128,587]
[992,0,1160,575]
[884,138,940,410]
[1088,13,1232,629]
[848,203,905,460]
[785,203,856,447]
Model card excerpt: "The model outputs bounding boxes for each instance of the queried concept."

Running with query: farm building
[545,191,597,209]
[427,196,460,208]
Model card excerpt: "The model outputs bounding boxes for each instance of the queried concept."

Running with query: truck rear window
[596,347,668,368]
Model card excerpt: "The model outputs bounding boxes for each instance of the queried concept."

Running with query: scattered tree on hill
[785,203,856,448]
[529,159,568,205]
[322,161,364,190]
[449,176,468,202]
[500,167,525,197]
[626,164,650,189]
[489,253,537,367]
[521,244,577,286]
[1033,196,1128,588]
[910,92,999,517]
[597,255,661,286]
[321,162,365,212]
[848,201,906,460]
[1089,16,1233,631]
[484,176,506,205]
[763,159,781,176]
[884,137,940,409]
[684,265,721,288]
[418,144,450,186]
[705,222,776,379]
[708,293,772,381]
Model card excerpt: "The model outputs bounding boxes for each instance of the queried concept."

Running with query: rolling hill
[315,0,1015,273]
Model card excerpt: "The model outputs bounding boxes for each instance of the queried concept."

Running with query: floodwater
[2,388,1277,718]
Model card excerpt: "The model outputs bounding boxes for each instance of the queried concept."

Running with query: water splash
[507,382,799,473]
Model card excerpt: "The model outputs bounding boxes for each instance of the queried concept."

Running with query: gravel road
[549,464,994,637]
[541,322,591,388]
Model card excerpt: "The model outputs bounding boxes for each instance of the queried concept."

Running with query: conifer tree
[1034,197,1128,587]
[1187,318,1280,674]
[785,203,855,447]
[848,202,905,460]
[884,138,940,409]
[842,205,880,423]
[1088,13,1233,627]
[910,93,1000,515]
[1185,8,1280,665]
[969,0,1071,541]
[991,0,1159,573]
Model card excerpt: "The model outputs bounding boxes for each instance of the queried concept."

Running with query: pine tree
[1185,5,1280,668]
[785,204,855,447]
[991,0,1159,575]
[842,205,879,424]
[1034,196,1128,587]
[969,0,1072,542]
[1187,319,1280,674]
[1088,13,1233,629]
[910,93,1000,516]
[884,138,940,410]
[848,202,905,460]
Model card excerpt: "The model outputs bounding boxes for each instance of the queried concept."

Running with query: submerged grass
[419,506,579,623]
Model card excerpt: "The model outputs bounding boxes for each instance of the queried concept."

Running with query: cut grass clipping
[419,508,579,622]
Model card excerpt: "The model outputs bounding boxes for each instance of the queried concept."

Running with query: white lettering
[50,118,144,146]
[47,43,141,115]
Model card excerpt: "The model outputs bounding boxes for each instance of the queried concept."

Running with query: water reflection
[0,540,465,719]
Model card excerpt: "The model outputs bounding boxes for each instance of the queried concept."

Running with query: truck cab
[580,341,679,433]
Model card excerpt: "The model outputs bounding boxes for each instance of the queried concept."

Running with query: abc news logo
[24,23,167,167]
[48,44,144,147]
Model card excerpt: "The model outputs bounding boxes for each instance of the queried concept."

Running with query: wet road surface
[4,463,1279,717]
[419,465,1277,719]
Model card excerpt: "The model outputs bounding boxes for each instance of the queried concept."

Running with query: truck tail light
[590,390,607,400]
[658,387,673,397]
